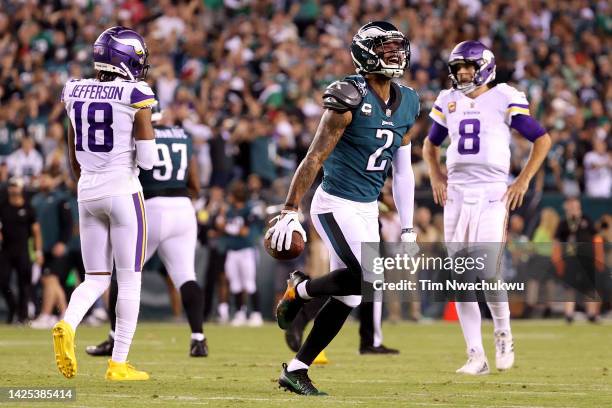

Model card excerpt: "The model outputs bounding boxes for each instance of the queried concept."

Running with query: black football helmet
[350,21,410,78]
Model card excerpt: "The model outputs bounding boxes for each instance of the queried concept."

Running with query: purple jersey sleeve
[510,114,546,142]
[427,121,448,146]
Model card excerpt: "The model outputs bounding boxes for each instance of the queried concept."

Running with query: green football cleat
[278,363,327,396]
[276,271,308,330]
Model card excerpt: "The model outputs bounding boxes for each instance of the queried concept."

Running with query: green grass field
[0,320,611,407]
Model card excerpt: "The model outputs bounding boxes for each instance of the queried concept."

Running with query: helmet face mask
[448,41,496,94]
[93,26,150,81]
[351,21,410,79]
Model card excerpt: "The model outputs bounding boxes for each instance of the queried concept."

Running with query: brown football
[264,216,305,260]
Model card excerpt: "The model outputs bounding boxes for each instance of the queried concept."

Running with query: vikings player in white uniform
[52,26,157,381]
[423,41,551,375]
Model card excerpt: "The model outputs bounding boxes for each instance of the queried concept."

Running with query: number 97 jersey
[429,83,530,185]
[138,126,193,199]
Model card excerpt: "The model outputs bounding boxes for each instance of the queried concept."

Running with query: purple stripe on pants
[132,193,144,272]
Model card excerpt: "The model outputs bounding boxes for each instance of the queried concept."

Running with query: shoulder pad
[495,83,524,96]
[343,75,368,96]
[438,88,454,98]
[495,83,528,102]
[322,77,366,112]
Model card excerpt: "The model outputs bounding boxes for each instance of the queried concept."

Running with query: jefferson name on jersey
[321,75,420,202]
[62,78,157,201]
[65,83,126,101]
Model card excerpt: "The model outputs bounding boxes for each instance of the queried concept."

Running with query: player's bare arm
[265,109,351,252]
[503,132,551,210]
[423,138,447,206]
[67,124,80,181]
[31,222,44,266]
[134,108,155,140]
[283,109,352,211]
[187,155,201,200]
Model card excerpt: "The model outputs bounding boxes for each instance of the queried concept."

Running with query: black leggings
[0,249,32,323]
[202,248,226,321]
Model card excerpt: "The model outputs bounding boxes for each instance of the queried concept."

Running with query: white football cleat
[217,302,229,325]
[495,330,515,371]
[30,314,58,329]
[247,312,264,327]
[456,348,490,375]
[231,310,247,327]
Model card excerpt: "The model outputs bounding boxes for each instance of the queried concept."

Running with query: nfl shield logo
[448,102,456,113]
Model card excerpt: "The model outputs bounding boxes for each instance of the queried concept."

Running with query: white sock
[111,270,141,363]
[63,274,111,331]
[218,302,229,319]
[191,332,205,341]
[287,358,309,372]
[109,330,115,339]
[487,302,511,334]
[296,281,312,300]
[455,301,484,354]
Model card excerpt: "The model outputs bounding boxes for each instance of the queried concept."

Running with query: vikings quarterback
[53,26,157,381]
[423,41,551,375]
[266,21,419,395]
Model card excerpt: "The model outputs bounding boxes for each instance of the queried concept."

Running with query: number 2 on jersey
[153,143,188,181]
[458,118,480,155]
[73,102,113,152]
[366,129,394,171]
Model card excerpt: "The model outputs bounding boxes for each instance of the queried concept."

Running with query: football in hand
[264,217,305,260]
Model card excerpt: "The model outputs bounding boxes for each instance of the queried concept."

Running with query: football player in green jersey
[267,21,420,395]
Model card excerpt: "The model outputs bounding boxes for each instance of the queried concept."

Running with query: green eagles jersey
[139,126,193,199]
[220,202,264,251]
[30,190,71,252]
[321,75,420,202]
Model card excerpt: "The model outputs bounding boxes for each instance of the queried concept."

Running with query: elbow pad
[135,139,157,170]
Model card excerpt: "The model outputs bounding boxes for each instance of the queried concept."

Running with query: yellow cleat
[105,360,150,381]
[313,350,329,365]
[52,320,77,379]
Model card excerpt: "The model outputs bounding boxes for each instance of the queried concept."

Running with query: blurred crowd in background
[0,0,610,326]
